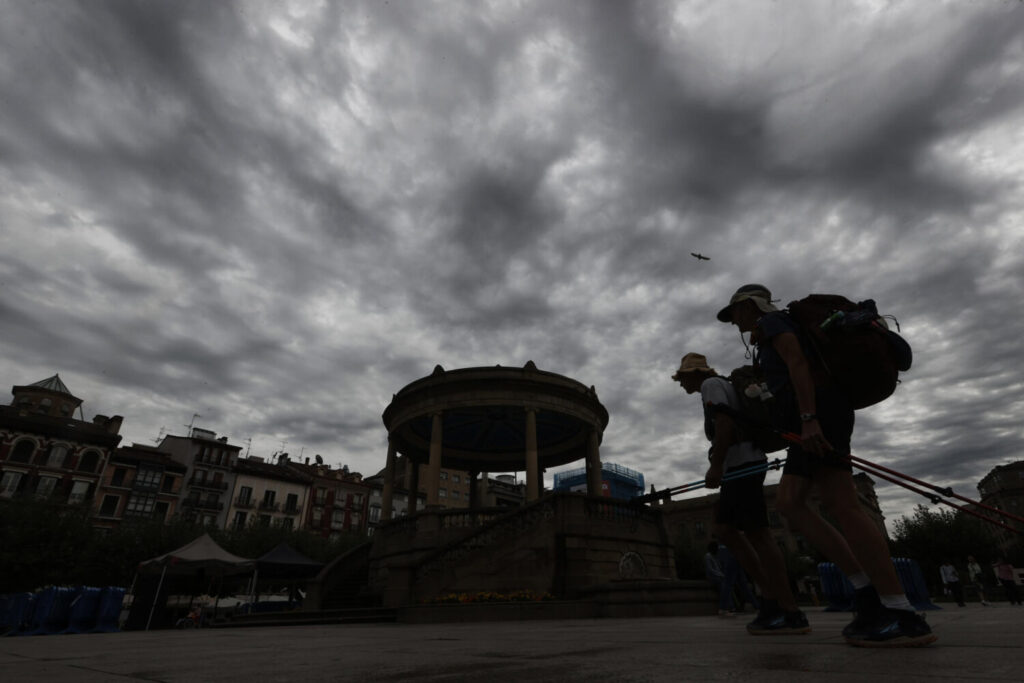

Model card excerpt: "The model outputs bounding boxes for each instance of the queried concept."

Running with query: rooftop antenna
[152,426,166,444]
[244,438,252,458]
[298,446,305,461]
[186,413,201,433]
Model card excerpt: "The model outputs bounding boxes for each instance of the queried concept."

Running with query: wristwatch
[800,413,818,422]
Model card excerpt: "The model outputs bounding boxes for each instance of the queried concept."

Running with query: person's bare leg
[776,473,865,578]
[746,526,799,612]
[816,468,902,596]
[714,524,771,599]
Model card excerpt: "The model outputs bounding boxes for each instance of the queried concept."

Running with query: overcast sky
[3,0,1023,530]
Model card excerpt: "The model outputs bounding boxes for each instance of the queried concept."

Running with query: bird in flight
[690,252,710,261]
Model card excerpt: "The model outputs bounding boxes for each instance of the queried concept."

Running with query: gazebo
[377,361,610,518]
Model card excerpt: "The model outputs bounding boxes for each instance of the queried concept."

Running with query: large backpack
[786,294,913,409]
[723,366,789,453]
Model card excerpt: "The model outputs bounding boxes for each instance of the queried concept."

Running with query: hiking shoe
[747,608,811,635]
[843,608,937,648]
[842,585,883,638]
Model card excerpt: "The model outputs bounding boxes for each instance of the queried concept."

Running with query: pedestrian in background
[940,560,965,607]
[993,558,1022,606]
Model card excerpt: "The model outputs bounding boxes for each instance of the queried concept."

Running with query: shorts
[780,384,855,478]
[715,464,769,531]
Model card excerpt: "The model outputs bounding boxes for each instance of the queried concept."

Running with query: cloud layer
[3,0,1023,529]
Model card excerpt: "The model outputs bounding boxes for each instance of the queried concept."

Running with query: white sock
[880,595,914,611]
[848,572,870,590]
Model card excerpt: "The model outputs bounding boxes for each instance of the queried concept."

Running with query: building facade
[0,375,122,508]
[227,455,311,530]
[977,461,1024,556]
[93,443,187,529]
[288,459,370,538]
[157,428,242,528]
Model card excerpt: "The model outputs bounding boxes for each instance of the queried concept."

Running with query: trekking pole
[708,402,1024,534]
[845,453,1024,526]
[633,457,785,503]
[844,456,1023,535]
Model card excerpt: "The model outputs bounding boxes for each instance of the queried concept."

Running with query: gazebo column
[407,456,420,514]
[525,408,540,502]
[425,412,443,508]
[586,429,603,496]
[381,438,397,521]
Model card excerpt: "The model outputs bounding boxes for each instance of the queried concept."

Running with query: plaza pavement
[1,603,1021,682]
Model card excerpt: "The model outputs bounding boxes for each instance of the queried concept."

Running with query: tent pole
[146,566,167,631]
[249,567,259,609]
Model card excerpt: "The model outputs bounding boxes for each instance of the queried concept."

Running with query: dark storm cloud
[2,0,1022,527]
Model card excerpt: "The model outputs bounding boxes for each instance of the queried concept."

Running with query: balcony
[184,499,224,512]
[282,505,301,516]
[189,478,229,491]
[235,496,255,509]
[259,501,280,512]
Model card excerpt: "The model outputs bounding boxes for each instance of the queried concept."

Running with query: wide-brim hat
[716,284,778,322]
[671,352,714,380]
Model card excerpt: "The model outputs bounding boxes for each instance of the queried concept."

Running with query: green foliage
[0,498,365,592]
[891,504,1006,593]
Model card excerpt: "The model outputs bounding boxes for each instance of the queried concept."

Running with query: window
[124,494,156,516]
[285,493,299,513]
[453,474,460,483]
[233,511,247,529]
[46,445,69,468]
[353,493,363,506]
[36,476,59,499]
[135,467,162,491]
[111,468,126,487]
[694,520,706,537]
[440,471,448,480]
[312,507,322,525]
[332,509,346,529]
[60,402,72,416]
[68,480,90,505]
[162,476,175,494]
[258,514,271,527]
[280,518,293,530]
[78,451,100,473]
[369,506,381,523]
[315,487,327,505]
[262,490,277,510]
[154,501,169,522]
[238,486,253,505]
[450,491,459,500]
[439,488,447,498]
[350,512,361,527]
[9,440,34,463]
[99,495,119,517]
[1,471,24,498]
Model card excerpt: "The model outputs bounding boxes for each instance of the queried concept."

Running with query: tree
[891,504,1003,594]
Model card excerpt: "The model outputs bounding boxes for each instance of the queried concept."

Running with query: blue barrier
[24,587,78,635]
[893,558,941,611]
[2,593,36,636]
[818,559,941,612]
[63,587,103,634]
[817,562,854,611]
[92,587,125,633]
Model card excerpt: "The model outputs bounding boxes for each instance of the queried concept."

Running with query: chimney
[305,457,309,465]
[106,415,124,434]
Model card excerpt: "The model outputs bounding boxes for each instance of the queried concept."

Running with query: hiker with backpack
[716,284,935,648]
[672,352,808,634]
